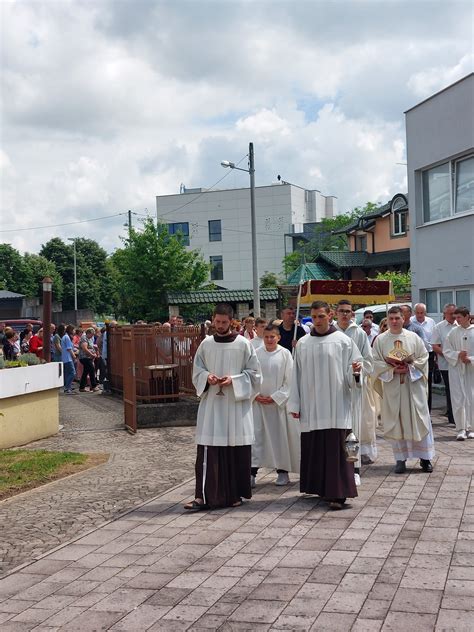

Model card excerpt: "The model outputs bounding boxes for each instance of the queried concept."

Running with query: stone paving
[1,395,474,630]
[1,392,196,576]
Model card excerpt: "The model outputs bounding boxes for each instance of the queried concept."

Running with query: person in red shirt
[29,328,44,359]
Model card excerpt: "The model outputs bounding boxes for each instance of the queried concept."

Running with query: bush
[20,353,41,366]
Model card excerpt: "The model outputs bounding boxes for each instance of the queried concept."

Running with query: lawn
[0,449,108,500]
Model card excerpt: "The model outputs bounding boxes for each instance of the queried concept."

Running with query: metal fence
[108,324,205,401]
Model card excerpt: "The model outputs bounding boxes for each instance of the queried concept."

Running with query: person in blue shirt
[61,324,77,394]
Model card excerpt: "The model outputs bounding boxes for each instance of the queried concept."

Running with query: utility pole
[128,209,133,239]
[248,142,260,317]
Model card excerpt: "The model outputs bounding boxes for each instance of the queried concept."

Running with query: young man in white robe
[443,306,474,441]
[251,324,300,487]
[185,303,262,512]
[334,301,376,483]
[431,303,457,426]
[288,301,363,510]
[372,306,434,474]
[251,317,268,351]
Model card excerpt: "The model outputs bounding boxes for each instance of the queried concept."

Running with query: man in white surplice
[372,306,434,474]
[251,324,300,487]
[184,303,262,512]
[334,300,376,485]
[443,306,474,441]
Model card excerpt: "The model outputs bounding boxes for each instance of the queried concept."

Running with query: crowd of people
[184,300,473,512]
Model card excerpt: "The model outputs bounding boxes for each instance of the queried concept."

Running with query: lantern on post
[42,276,53,363]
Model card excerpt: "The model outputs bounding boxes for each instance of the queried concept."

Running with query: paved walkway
[1,396,474,630]
[1,392,196,576]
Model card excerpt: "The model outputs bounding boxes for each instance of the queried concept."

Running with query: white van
[354,303,411,325]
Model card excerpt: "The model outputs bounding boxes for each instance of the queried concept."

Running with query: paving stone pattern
[1,395,474,630]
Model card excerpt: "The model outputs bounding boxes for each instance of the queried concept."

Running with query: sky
[1,0,473,256]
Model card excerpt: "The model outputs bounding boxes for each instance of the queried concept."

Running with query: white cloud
[0,0,471,256]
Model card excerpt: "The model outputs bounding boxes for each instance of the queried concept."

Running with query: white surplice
[252,345,300,473]
[372,330,434,460]
[192,335,262,446]
[444,325,474,432]
[251,337,264,350]
[288,330,363,432]
[335,322,376,461]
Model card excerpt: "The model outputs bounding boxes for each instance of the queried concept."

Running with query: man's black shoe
[420,459,433,473]
[394,460,406,474]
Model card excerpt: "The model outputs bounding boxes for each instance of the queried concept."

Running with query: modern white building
[156,183,338,290]
[405,73,474,320]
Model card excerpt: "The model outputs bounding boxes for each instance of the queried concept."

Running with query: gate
[121,326,137,434]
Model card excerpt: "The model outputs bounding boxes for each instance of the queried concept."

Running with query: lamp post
[42,276,53,363]
[67,238,78,324]
[221,142,260,316]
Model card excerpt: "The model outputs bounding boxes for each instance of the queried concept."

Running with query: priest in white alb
[185,303,262,511]
[251,324,300,487]
[334,300,376,483]
[443,306,474,441]
[288,301,362,510]
[372,306,434,474]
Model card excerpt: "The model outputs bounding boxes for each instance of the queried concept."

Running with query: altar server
[288,301,362,510]
[334,300,376,480]
[185,303,261,511]
[372,306,434,474]
[251,324,300,487]
[443,306,474,441]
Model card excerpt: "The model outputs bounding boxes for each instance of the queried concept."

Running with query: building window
[455,156,474,214]
[422,155,474,223]
[422,287,471,314]
[208,219,222,242]
[393,210,408,235]
[168,222,190,246]
[210,255,223,281]
[355,235,367,251]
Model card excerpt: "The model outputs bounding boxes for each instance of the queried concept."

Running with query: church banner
[298,279,394,305]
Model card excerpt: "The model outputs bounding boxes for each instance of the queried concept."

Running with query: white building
[156,182,337,290]
[406,74,474,320]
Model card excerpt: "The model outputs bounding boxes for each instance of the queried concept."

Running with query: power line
[0,211,127,234]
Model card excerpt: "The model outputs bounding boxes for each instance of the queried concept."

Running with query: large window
[422,287,471,313]
[422,156,474,223]
[208,219,222,242]
[210,255,223,281]
[168,222,190,246]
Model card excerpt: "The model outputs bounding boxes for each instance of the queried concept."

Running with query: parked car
[354,303,411,325]
[4,319,43,334]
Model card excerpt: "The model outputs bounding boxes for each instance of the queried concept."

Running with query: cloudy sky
[1,0,472,256]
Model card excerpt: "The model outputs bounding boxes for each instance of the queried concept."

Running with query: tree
[260,271,282,288]
[110,219,209,321]
[0,244,29,292]
[372,270,411,296]
[23,253,63,301]
[40,237,112,312]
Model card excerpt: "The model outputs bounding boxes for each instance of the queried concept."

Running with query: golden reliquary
[386,340,414,384]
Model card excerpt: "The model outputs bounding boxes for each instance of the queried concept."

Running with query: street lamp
[221,142,260,317]
[67,238,78,323]
[42,276,53,362]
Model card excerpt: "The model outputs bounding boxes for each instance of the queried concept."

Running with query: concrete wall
[0,390,60,449]
[406,74,474,320]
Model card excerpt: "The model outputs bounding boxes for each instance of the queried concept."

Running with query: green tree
[260,271,282,288]
[0,244,29,292]
[372,270,411,296]
[40,237,112,312]
[22,253,64,301]
[110,219,209,321]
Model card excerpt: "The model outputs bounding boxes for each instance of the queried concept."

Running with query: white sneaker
[467,432,474,439]
[354,473,361,486]
[457,430,467,441]
[275,472,290,486]
[251,475,256,488]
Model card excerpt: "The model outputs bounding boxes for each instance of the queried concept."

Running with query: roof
[333,195,408,235]
[316,249,410,270]
[167,288,279,305]
[286,262,338,284]
[0,290,25,299]
[404,72,473,113]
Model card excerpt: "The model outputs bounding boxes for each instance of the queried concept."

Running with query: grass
[0,449,108,500]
